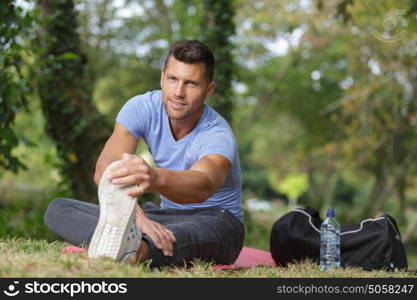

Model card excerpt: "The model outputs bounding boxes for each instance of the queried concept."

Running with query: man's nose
[174,83,185,98]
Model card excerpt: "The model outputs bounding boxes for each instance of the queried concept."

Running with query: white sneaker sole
[88,160,141,261]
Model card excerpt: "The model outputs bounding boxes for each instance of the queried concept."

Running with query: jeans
[44,198,244,267]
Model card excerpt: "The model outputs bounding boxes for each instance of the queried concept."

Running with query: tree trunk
[202,0,235,123]
[37,0,111,202]
[358,173,387,219]
[359,144,417,219]
[307,163,324,208]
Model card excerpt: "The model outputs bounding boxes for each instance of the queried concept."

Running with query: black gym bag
[270,207,408,270]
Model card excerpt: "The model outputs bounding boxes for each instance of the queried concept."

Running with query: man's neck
[169,109,204,141]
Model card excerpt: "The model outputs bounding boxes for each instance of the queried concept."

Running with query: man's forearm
[153,168,216,204]
[135,203,146,218]
[94,158,114,186]
[104,154,228,204]
[94,163,105,186]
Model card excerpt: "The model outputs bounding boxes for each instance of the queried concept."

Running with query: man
[44,40,244,267]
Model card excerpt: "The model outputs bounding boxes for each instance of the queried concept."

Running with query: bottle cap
[326,208,335,217]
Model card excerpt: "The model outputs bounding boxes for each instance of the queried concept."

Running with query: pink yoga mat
[212,247,277,270]
[62,245,277,270]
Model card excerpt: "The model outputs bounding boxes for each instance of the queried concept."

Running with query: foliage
[77,0,207,121]
[202,0,236,122]
[0,183,68,241]
[0,0,37,173]
[308,0,417,219]
[233,0,417,225]
[36,0,112,202]
[276,173,308,204]
[234,0,347,210]
[2,0,417,255]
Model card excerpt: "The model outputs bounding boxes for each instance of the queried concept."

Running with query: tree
[202,0,236,123]
[37,0,112,202]
[231,0,417,228]
[326,0,417,219]
[233,0,348,210]
[0,1,35,173]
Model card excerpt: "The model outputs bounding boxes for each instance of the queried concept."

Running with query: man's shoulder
[199,105,235,136]
[190,106,238,165]
[116,90,163,138]
[128,90,162,106]
[192,106,237,151]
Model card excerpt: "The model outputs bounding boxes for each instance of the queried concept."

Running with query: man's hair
[163,40,215,82]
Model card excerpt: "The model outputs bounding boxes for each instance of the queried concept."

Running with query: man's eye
[167,77,176,81]
[187,82,197,86]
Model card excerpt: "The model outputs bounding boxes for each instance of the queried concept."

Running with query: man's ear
[160,71,164,89]
[207,81,216,96]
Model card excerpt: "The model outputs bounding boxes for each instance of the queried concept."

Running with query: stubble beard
[163,95,206,121]
[164,100,190,121]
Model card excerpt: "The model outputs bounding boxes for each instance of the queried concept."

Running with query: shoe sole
[88,160,140,261]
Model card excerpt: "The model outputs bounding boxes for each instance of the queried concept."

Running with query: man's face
[161,56,215,121]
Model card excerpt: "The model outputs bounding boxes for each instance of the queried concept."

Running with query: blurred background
[1,0,417,266]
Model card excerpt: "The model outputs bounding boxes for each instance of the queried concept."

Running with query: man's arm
[108,153,232,204]
[95,123,176,257]
[153,154,231,203]
[94,122,138,185]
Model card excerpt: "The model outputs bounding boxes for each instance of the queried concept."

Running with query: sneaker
[88,160,141,262]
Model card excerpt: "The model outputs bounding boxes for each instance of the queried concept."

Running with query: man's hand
[135,204,176,257]
[109,154,176,256]
[108,153,157,197]
[136,214,176,257]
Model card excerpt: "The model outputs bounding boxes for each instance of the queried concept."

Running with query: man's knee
[44,198,67,229]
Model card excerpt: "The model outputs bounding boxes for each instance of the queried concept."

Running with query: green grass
[0,237,416,278]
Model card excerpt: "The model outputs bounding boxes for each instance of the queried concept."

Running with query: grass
[0,237,416,278]
[1,185,417,277]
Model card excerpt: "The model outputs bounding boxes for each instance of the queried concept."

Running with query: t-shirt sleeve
[115,94,151,139]
[197,130,237,166]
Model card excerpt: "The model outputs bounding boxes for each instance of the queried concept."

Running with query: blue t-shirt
[116,90,243,222]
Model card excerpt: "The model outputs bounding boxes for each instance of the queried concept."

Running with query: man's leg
[44,198,244,267]
[44,197,141,260]
[137,205,245,268]
[44,198,99,247]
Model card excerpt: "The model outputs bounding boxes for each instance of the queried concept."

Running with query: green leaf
[56,52,80,61]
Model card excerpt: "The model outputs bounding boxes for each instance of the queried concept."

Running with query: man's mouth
[169,99,186,109]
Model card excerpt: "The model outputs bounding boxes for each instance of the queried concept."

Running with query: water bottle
[320,208,341,271]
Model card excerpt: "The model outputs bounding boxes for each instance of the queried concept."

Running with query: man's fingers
[141,219,175,257]
[161,229,175,255]
[112,173,148,186]
[128,186,142,197]
[128,185,145,197]
[109,160,147,179]
[165,229,176,242]
[122,153,134,160]
[153,227,173,255]
[150,225,174,256]
[149,231,163,250]
[109,165,137,178]
[110,174,133,185]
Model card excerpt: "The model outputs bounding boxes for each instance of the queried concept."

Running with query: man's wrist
[135,203,145,217]
[152,167,164,191]
[135,204,147,226]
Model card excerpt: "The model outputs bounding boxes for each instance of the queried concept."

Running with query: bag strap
[384,214,402,240]
[293,208,321,234]
[293,208,402,241]
[304,206,321,219]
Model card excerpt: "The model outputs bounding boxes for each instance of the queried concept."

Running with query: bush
[0,186,66,241]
